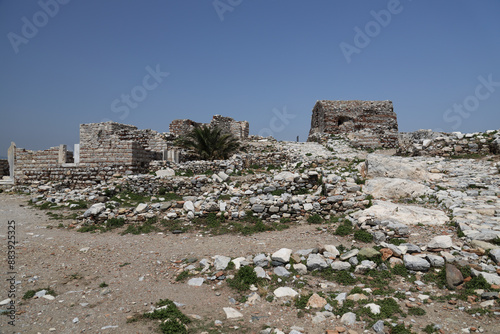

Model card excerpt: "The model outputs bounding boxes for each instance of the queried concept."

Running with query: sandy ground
[1,194,498,334]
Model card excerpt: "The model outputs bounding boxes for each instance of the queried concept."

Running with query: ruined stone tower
[308,100,398,148]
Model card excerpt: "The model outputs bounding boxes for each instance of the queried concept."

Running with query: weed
[143,298,191,334]
[295,292,313,309]
[227,266,258,291]
[99,282,108,288]
[423,324,439,333]
[271,189,285,196]
[392,264,409,277]
[390,324,413,334]
[119,262,131,267]
[334,220,353,236]
[388,238,407,246]
[307,214,323,224]
[121,217,159,235]
[408,307,426,316]
[23,287,56,300]
[175,271,190,282]
[353,230,373,242]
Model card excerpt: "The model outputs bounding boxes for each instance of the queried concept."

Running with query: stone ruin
[1,121,182,185]
[169,115,249,140]
[308,100,398,148]
[1,115,250,186]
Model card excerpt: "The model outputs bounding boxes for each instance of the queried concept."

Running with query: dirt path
[0,194,343,334]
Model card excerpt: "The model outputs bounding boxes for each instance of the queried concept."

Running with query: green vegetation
[408,307,426,316]
[142,299,191,334]
[175,125,240,161]
[353,230,373,242]
[227,266,259,291]
[294,292,313,309]
[122,217,159,235]
[175,270,191,282]
[307,214,323,224]
[99,282,108,288]
[334,219,353,236]
[23,287,56,300]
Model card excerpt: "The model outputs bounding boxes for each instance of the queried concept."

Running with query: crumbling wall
[169,115,249,140]
[14,145,73,183]
[0,160,9,177]
[169,119,201,137]
[398,130,499,157]
[308,100,398,148]
[210,115,249,139]
[79,122,169,170]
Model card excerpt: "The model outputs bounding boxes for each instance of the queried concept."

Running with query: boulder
[403,254,430,272]
[364,177,432,200]
[352,201,449,226]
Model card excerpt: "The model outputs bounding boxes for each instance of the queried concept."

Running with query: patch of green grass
[334,220,353,236]
[105,217,125,230]
[316,268,357,285]
[22,287,56,300]
[78,224,103,233]
[307,214,323,224]
[271,189,285,196]
[390,324,413,334]
[392,264,409,277]
[388,238,407,246]
[423,324,439,333]
[143,298,191,334]
[227,266,259,291]
[422,269,447,288]
[121,217,159,235]
[294,292,313,309]
[408,307,426,316]
[175,271,191,282]
[293,187,310,195]
[353,230,373,242]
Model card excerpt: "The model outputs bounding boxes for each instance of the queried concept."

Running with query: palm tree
[175,125,240,161]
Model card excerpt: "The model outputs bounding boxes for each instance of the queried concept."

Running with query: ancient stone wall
[169,119,201,137]
[14,145,74,182]
[210,115,249,139]
[308,100,398,148]
[0,160,9,177]
[398,129,499,157]
[79,122,168,166]
[169,115,249,140]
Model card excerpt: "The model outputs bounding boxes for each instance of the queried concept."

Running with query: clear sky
[1,0,499,157]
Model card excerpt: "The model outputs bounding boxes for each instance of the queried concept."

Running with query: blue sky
[1,0,499,156]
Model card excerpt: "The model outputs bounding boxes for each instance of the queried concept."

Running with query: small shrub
[227,266,258,291]
[334,220,353,236]
[295,292,313,309]
[354,230,373,242]
[99,282,108,288]
[307,214,323,224]
[408,307,426,316]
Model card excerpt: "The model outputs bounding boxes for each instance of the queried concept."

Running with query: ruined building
[1,122,179,185]
[169,115,249,140]
[308,100,398,148]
